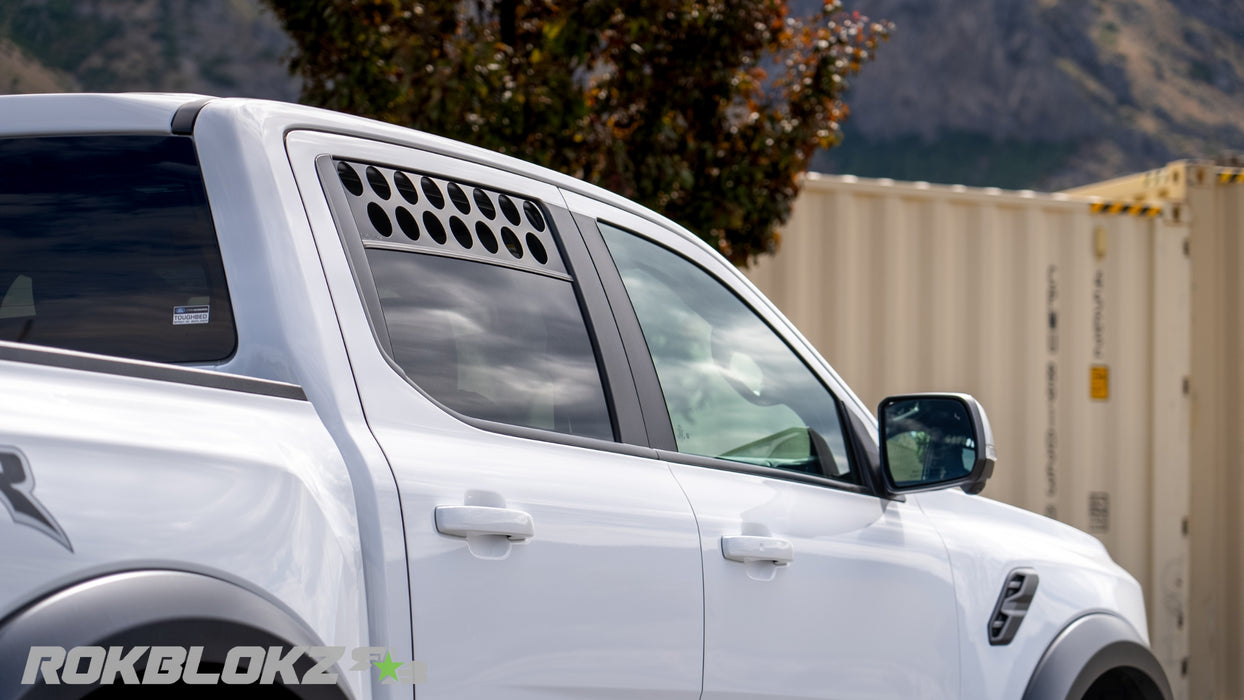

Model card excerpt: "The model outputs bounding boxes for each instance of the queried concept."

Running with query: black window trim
[362,239,574,283]
[0,339,306,401]
[171,97,214,135]
[656,448,873,496]
[316,156,396,358]
[580,213,882,497]
[547,205,650,446]
[315,154,654,453]
[574,211,679,452]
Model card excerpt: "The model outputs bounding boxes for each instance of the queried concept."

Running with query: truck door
[570,192,964,700]
[288,132,704,699]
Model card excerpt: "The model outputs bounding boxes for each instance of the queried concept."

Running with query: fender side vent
[988,568,1039,645]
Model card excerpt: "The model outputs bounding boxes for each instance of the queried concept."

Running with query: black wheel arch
[0,569,353,700]
[1023,613,1172,700]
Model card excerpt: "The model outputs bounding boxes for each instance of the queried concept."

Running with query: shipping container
[1066,163,1244,700]
[747,167,1244,699]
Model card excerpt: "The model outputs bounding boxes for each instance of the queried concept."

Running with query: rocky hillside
[1,0,1240,190]
[814,0,1244,188]
[0,0,298,101]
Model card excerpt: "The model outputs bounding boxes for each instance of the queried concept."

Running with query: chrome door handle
[721,535,793,565]
[435,505,534,541]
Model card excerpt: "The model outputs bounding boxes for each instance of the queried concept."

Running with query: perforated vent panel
[333,159,566,277]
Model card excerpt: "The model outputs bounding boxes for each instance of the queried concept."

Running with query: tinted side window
[0,136,236,363]
[601,222,855,481]
[367,250,613,440]
[328,160,614,442]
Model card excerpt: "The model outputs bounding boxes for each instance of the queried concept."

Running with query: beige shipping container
[1068,162,1244,700]
[749,172,1199,698]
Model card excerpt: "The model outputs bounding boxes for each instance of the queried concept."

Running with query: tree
[265,0,889,265]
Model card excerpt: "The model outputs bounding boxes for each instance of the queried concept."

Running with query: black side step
[989,568,1039,645]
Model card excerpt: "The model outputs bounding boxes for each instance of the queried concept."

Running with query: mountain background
[1,0,1241,190]
[812,0,1244,189]
[0,0,299,102]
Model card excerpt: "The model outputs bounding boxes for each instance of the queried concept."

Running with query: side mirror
[878,393,996,496]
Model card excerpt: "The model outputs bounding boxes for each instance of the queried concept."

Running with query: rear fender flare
[0,569,353,700]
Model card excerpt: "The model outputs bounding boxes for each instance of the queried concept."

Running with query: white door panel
[290,132,706,698]
[670,464,960,699]
[373,422,704,699]
[586,207,963,699]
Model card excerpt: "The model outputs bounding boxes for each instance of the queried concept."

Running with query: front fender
[1023,613,1172,700]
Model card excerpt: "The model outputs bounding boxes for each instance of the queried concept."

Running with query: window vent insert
[988,568,1039,646]
[334,159,565,276]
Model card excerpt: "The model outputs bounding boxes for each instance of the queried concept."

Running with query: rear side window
[325,159,614,441]
[0,135,235,363]
[367,249,613,440]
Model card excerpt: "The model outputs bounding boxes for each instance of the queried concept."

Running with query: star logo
[373,651,403,682]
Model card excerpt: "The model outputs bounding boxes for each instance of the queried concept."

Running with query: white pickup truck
[0,94,1170,700]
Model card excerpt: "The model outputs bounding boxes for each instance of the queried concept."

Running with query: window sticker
[172,305,210,326]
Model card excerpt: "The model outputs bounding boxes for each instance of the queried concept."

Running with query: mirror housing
[878,393,996,496]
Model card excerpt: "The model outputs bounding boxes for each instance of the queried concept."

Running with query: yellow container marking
[1091,365,1110,400]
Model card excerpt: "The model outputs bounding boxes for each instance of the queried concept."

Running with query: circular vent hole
[337,162,364,196]
[447,182,471,214]
[421,177,446,209]
[526,233,548,264]
[498,194,521,225]
[396,207,419,240]
[523,201,546,231]
[473,188,496,219]
[367,203,393,236]
[450,217,473,249]
[365,166,391,199]
[423,211,448,244]
[501,227,523,258]
[394,172,419,204]
[476,222,499,253]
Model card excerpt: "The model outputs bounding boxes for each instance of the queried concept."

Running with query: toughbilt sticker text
[0,448,72,551]
[172,305,210,325]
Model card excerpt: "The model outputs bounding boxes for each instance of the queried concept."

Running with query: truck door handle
[721,535,794,565]
[435,505,534,541]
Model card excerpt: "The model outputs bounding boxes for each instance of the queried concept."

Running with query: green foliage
[265,0,890,265]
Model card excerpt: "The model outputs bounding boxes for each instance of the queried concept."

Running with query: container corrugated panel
[1180,163,1243,700]
[748,173,1191,697]
[1070,160,1244,700]
[1195,172,1244,700]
